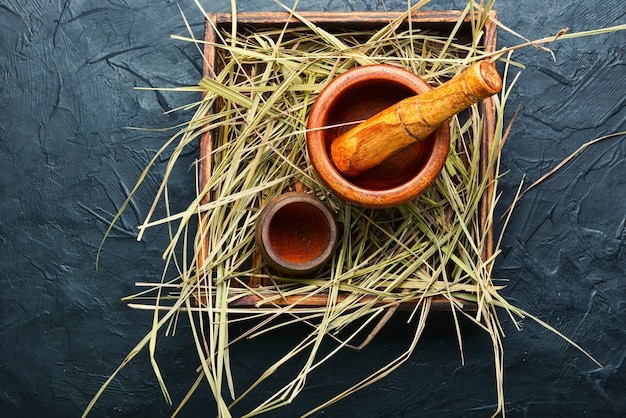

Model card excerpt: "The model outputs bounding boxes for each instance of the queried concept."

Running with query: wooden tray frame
[198,10,498,311]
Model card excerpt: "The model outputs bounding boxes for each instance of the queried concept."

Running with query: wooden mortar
[307,65,448,208]
[255,192,338,276]
[306,61,501,208]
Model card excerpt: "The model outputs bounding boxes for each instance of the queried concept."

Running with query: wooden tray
[198,10,498,311]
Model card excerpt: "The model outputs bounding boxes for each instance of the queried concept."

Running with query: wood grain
[330,61,502,177]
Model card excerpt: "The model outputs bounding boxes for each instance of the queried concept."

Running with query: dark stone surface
[0,0,624,416]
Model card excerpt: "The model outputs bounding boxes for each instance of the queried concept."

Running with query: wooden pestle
[330,61,502,177]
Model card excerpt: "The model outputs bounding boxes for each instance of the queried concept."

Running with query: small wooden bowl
[306,65,450,208]
[255,192,338,276]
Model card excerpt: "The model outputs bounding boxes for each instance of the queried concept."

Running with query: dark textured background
[1,0,624,417]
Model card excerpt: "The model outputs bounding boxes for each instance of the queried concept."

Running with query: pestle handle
[330,61,502,177]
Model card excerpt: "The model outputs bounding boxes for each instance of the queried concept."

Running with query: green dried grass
[84,1,625,417]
